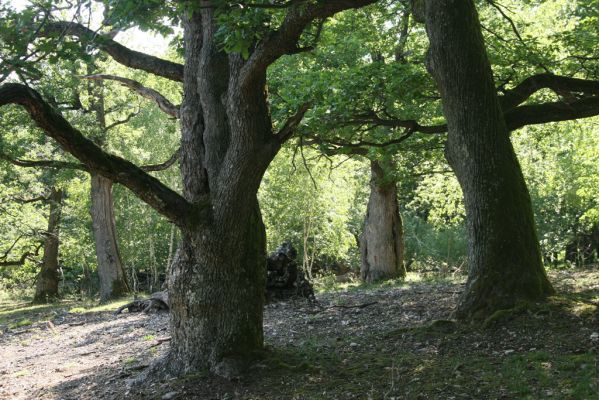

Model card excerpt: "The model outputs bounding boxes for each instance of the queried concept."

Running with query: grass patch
[13,369,30,378]
[8,318,32,329]
[313,271,461,294]
[0,296,137,328]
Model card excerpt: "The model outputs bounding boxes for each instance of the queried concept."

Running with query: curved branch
[83,74,180,118]
[500,74,599,111]
[242,0,377,83]
[106,109,141,130]
[0,83,192,226]
[40,22,183,82]
[141,148,181,172]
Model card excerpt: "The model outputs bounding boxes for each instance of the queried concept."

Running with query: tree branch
[0,242,43,268]
[141,148,181,172]
[40,22,184,82]
[0,83,193,226]
[276,102,311,143]
[106,109,141,130]
[241,0,377,83]
[83,74,180,118]
[0,152,88,171]
[500,74,599,111]
[505,96,599,131]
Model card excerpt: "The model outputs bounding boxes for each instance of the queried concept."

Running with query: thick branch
[242,0,377,82]
[505,96,599,130]
[0,84,192,225]
[83,75,180,118]
[500,74,599,111]
[40,22,183,82]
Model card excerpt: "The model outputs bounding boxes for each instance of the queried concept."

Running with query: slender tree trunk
[86,74,129,302]
[423,0,554,320]
[90,174,129,302]
[360,160,406,282]
[33,187,63,304]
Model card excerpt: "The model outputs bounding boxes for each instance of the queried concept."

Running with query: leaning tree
[271,0,599,317]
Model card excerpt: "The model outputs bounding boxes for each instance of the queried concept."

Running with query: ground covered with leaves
[1,268,598,400]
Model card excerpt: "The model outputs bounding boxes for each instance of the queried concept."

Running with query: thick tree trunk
[168,203,266,377]
[157,11,276,377]
[33,187,62,304]
[424,0,554,320]
[90,174,129,302]
[360,160,406,282]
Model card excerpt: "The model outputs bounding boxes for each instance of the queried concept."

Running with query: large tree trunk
[33,187,62,304]
[360,160,406,282]
[159,11,276,377]
[423,0,554,320]
[90,174,129,302]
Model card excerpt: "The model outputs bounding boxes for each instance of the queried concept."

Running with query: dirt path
[1,270,598,399]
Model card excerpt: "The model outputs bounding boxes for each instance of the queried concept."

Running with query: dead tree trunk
[33,187,63,304]
[360,160,406,283]
[90,174,129,302]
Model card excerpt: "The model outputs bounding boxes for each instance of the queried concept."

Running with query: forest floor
[1,268,598,400]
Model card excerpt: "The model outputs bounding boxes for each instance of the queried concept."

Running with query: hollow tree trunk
[423,0,554,320]
[360,160,406,282]
[33,187,63,304]
[90,173,129,302]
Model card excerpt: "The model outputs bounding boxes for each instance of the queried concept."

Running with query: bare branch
[0,152,88,171]
[40,22,184,82]
[141,148,181,172]
[0,83,193,226]
[106,109,141,130]
[83,74,180,118]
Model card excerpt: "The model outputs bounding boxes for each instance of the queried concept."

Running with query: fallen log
[114,291,169,315]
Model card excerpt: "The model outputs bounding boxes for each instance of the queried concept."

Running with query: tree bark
[0,0,379,378]
[423,0,554,320]
[360,160,406,283]
[90,174,129,302]
[33,187,62,304]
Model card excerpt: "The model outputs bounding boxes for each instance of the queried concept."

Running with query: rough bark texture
[33,187,62,304]
[360,160,406,283]
[90,174,129,302]
[0,0,379,379]
[424,0,554,320]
